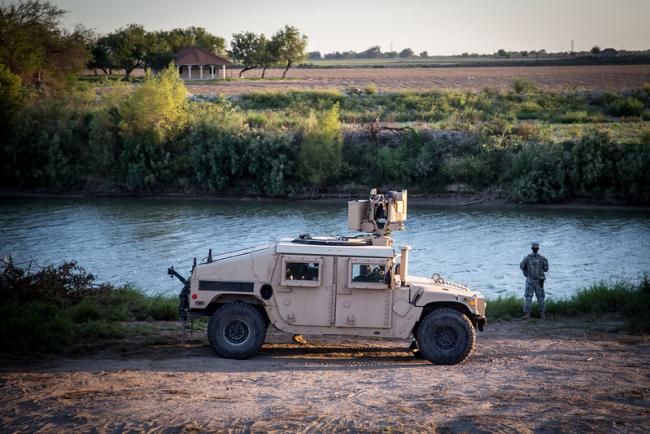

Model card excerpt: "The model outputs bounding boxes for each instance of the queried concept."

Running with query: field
[1,320,648,432]
[186,64,650,95]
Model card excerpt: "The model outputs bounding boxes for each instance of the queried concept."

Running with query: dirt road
[1,319,648,432]
[186,65,650,96]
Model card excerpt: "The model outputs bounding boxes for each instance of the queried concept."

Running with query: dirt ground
[186,65,650,96]
[1,319,648,433]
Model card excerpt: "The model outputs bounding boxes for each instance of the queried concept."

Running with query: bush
[512,78,537,94]
[0,260,179,354]
[298,103,343,192]
[363,83,378,95]
[509,142,569,202]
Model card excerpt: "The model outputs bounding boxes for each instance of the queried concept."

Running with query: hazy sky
[51,0,650,54]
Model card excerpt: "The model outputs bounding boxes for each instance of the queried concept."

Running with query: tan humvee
[169,190,486,364]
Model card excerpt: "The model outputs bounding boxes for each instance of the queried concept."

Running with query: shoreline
[2,188,649,211]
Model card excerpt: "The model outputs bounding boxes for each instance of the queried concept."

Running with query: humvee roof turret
[169,189,486,364]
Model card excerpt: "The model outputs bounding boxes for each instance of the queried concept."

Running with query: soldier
[519,241,549,319]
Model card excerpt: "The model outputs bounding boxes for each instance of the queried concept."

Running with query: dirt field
[186,65,650,96]
[1,319,648,432]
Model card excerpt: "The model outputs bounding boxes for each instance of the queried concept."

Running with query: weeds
[0,260,178,354]
[487,275,650,333]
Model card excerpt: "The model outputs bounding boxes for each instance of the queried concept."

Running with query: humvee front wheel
[415,308,476,365]
[208,302,266,359]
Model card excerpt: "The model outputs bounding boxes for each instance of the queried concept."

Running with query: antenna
[571,39,574,54]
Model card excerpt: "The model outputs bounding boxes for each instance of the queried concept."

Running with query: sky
[51,0,650,55]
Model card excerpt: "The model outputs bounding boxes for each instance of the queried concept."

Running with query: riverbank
[3,188,650,212]
[1,320,648,432]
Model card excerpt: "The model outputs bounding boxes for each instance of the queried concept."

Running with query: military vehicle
[169,190,486,364]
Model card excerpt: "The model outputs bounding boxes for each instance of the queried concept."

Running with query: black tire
[415,307,476,365]
[207,302,266,359]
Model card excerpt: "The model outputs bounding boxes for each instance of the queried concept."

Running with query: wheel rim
[433,326,458,350]
[224,319,250,345]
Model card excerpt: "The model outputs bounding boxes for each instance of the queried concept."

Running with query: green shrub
[0,301,74,354]
[606,96,644,117]
[512,78,537,94]
[363,83,378,95]
[509,142,569,203]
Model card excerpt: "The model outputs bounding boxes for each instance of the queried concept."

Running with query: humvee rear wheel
[208,302,266,359]
[415,308,476,365]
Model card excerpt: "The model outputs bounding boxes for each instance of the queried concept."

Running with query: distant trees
[591,45,601,54]
[272,25,307,78]
[0,0,90,91]
[229,26,307,78]
[308,51,322,60]
[419,51,428,58]
[88,26,226,78]
[399,48,415,58]
[230,31,264,78]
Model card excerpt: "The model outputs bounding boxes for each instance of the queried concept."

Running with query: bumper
[475,315,486,331]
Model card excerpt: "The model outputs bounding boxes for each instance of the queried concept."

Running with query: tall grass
[0,260,178,354]
[487,275,650,333]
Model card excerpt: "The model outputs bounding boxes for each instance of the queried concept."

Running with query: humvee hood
[407,275,473,296]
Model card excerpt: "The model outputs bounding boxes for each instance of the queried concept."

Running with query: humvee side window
[286,262,320,281]
[351,264,387,283]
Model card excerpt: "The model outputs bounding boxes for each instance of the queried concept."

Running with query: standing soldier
[520,241,549,319]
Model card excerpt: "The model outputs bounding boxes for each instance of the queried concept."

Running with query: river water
[1,196,649,299]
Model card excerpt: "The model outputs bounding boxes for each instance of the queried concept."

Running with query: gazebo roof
[172,47,233,65]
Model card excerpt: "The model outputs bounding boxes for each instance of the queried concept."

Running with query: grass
[0,260,179,354]
[487,276,650,333]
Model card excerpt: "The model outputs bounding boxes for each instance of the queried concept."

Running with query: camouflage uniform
[520,249,549,314]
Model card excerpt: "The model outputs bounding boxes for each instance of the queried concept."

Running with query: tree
[591,45,601,54]
[298,103,342,194]
[399,48,415,58]
[308,51,321,60]
[87,34,115,75]
[107,24,146,79]
[497,49,507,57]
[271,25,307,78]
[419,51,428,58]
[256,34,278,79]
[230,31,262,78]
[0,0,90,90]
[359,46,382,58]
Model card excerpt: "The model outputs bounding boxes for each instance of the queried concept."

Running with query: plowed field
[187,64,650,96]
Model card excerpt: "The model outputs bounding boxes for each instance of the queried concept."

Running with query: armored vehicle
[169,190,486,364]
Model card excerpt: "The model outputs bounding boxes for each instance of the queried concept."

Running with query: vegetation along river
[1,197,649,300]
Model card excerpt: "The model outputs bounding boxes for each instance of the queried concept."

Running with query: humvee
[169,190,486,364]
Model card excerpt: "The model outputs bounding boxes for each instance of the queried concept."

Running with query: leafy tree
[298,103,342,194]
[497,49,507,57]
[87,34,115,75]
[271,25,307,78]
[308,51,321,60]
[419,51,428,58]
[118,63,188,142]
[107,24,146,79]
[591,45,601,54]
[230,31,262,78]
[399,48,415,58]
[0,0,90,90]
[256,34,278,79]
[359,46,382,58]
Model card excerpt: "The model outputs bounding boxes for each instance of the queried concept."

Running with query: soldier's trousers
[523,279,545,314]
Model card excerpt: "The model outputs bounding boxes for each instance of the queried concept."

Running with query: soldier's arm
[543,257,549,272]
[520,257,528,276]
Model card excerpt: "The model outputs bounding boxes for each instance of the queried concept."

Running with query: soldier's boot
[292,334,308,345]
[521,312,531,320]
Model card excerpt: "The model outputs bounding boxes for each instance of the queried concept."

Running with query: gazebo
[172,47,233,80]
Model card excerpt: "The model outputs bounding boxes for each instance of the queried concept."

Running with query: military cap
[531,241,540,248]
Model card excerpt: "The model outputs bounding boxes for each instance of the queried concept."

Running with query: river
[1,196,649,299]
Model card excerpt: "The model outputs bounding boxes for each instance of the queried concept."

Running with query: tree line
[0,0,308,87]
